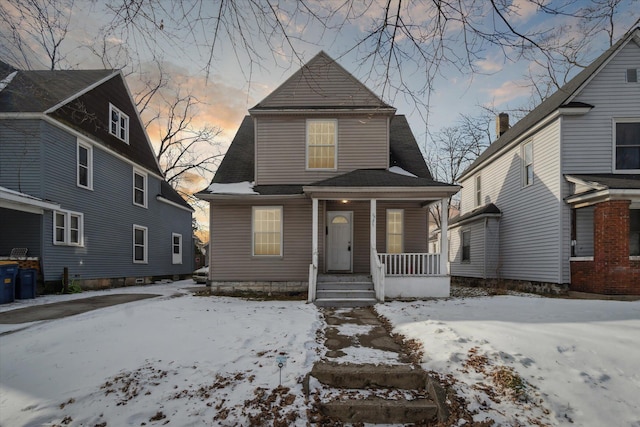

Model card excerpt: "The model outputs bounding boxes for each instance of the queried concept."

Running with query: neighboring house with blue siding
[0,61,194,291]
[449,27,640,295]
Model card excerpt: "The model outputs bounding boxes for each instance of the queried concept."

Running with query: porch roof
[0,186,60,213]
[565,174,640,208]
[448,203,501,228]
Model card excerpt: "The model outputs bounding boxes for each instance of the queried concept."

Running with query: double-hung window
[53,210,83,246]
[461,230,471,262]
[307,119,337,169]
[133,169,147,208]
[133,225,148,263]
[614,119,640,172]
[252,206,282,256]
[475,175,482,206]
[386,209,404,253]
[77,140,93,189]
[109,103,129,143]
[172,233,183,264]
[523,141,533,186]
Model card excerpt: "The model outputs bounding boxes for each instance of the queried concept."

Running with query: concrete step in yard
[306,362,447,425]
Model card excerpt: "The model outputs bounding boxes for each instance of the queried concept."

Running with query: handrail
[307,263,317,303]
[377,253,441,276]
[371,248,385,302]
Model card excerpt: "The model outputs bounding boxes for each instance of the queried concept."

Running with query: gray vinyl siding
[255,115,388,185]
[575,206,595,257]
[210,198,312,281]
[457,119,563,283]
[563,41,640,173]
[210,199,427,280]
[450,218,500,279]
[1,119,193,282]
[0,120,44,198]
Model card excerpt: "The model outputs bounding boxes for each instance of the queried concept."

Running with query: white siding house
[450,27,640,295]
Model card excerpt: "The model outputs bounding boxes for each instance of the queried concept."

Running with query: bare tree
[0,0,75,70]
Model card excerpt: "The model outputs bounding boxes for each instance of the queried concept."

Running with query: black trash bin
[0,261,19,304]
[16,268,37,299]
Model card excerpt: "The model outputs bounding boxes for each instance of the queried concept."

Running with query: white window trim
[306,119,338,171]
[522,140,534,187]
[172,233,183,265]
[133,224,148,264]
[613,118,640,173]
[133,169,148,208]
[386,209,404,253]
[53,209,84,247]
[475,175,482,207]
[461,229,471,263]
[109,103,129,143]
[252,206,283,257]
[77,139,93,190]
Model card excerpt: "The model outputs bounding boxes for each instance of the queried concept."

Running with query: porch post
[440,198,449,275]
[370,199,377,253]
[312,198,318,267]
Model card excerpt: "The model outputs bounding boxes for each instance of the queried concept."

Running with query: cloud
[482,79,530,106]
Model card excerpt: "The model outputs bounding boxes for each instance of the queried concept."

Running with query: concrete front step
[311,362,428,389]
[314,298,378,308]
[316,289,376,299]
[318,274,372,283]
[319,396,438,424]
[316,281,373,291]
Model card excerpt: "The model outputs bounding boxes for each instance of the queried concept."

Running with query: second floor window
[133,169,147,208]
[523,141,533,186]
[615,120,640,171]
[475,175,482,206]
[77,141,93,189]
[109,103,129,143]
[307,119,337,169]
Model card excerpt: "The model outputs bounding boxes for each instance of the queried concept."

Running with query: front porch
[306,195,454,304]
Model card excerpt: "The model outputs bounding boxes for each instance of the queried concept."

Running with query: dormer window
[109,103,129,143]
[307,119,337,169]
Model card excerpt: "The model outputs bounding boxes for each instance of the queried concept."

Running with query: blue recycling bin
[0,262,19,304]
[16,268,37,299]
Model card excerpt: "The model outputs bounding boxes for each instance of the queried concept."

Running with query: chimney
[496,113,509,137]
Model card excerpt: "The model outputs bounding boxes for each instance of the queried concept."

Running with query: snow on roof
[207,181,258,195]
[388,166,417,177]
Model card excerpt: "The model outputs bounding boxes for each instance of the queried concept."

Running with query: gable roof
[202,114,434,193]
[0,65,164,176]
[159,181,193,210]
[459,26,640,181]
[0,66,117,113]
[251,51,394,111]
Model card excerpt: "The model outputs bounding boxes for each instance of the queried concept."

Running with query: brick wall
[571,200,640,295]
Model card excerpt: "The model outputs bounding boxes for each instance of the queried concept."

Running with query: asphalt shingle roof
[569,174,640,190]
[201,114,440,196]
[449,203,501,226]
[460,27,640,180]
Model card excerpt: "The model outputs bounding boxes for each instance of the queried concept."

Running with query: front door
[327,211,352,271]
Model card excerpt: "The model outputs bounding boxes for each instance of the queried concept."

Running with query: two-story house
[0,61,194,292]
[197,52,459,305]
[449,27,640,295]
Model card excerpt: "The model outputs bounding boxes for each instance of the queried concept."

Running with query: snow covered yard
[377,293,640,426]
[1,281,639,426]
[0,282,323,426]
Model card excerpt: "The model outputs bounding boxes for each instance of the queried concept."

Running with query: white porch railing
[371,248,385,302]
[307,263,317,302]
[378,253,441,276]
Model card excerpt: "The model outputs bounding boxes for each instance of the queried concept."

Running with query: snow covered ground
[1,281,639,426]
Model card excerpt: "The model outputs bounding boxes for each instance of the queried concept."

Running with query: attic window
[626,69,638,83]
[109,103,129,143]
